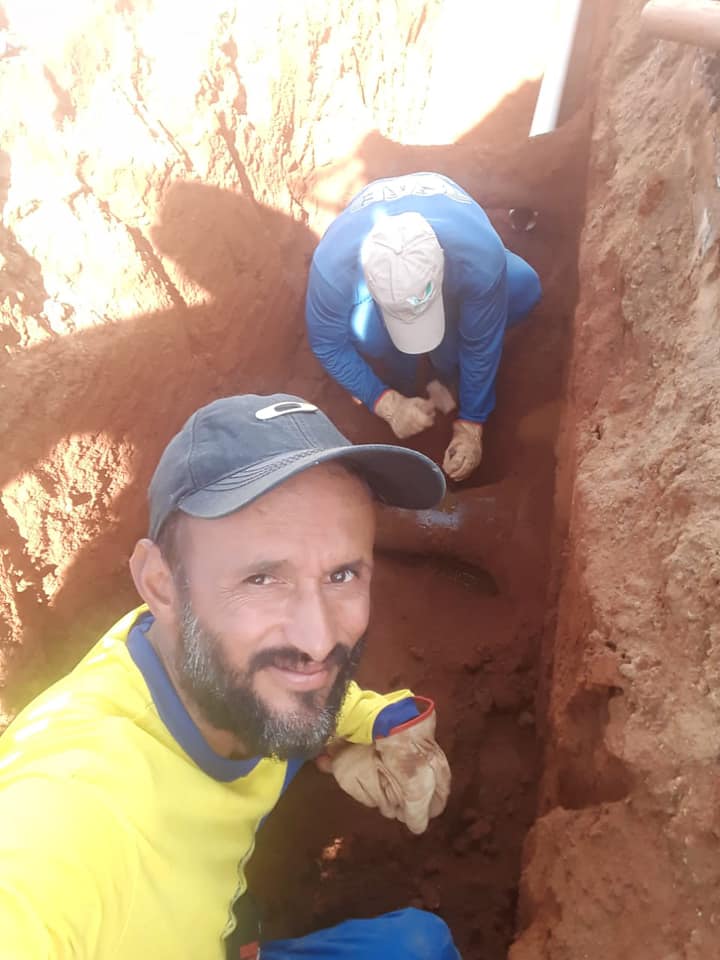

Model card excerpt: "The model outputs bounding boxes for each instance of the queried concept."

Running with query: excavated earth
[1,0,719,957]
[511,3,720,955]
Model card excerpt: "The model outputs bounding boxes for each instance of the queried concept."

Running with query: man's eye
[329,568,357,584]
[245,574,273,586]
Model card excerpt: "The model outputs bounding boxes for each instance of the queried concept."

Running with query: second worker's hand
[374,389,436,440]
[442,420,483,481]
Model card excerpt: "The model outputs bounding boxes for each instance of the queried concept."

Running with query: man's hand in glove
[319,698,451,835]
[374,389,435,440]
[442,419,483,481]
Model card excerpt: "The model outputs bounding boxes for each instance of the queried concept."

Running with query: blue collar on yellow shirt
[127,612,274,783]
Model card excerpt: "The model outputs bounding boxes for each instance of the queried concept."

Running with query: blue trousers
[352,248,541,398]
[262,908,461,959]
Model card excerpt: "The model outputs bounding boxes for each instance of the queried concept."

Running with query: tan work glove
[322,698,451,835]
[426,379,457,415]
[321,743,402,819]
[374,389,435,440]
[442,419,483,481]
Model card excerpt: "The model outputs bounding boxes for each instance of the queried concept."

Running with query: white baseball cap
[361,212,445,355]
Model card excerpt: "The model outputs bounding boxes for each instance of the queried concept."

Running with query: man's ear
[129,539,178,626]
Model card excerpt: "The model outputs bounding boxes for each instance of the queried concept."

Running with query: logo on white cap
[406,280,435,308]
[254,401,319,421]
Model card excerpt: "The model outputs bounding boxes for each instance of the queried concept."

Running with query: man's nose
[284,586,336,662]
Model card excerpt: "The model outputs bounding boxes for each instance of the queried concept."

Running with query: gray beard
[175,595,365,761]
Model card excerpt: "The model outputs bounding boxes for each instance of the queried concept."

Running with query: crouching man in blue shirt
[305,173,542,481]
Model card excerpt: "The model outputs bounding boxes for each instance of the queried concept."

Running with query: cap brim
[382,295,445,355]
[178,443,446,521]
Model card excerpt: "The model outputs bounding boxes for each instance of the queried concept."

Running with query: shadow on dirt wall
[0,80,590,711]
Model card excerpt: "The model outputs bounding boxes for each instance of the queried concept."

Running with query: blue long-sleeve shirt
[305,173,509,424]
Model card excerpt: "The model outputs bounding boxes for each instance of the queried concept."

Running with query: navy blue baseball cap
[148,393,446,539]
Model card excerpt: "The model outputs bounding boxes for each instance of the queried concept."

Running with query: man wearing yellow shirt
[0,393,458,960]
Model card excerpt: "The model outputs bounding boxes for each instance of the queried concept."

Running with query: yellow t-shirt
[0,606,414,960]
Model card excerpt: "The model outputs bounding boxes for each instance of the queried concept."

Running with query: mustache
[247,638,363,675]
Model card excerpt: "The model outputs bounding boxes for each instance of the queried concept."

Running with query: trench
[0,1,614,956]
[246,348,556,955]
[244,12,604,955]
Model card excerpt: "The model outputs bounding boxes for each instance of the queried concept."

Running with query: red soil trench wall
[511,2,720,956]
[3,0,718,957]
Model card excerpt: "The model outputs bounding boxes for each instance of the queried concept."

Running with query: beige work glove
[321,698,451,834]
[321,743,402,819]
[374,389,435,440]
[442,419,483,481]
[426,379,457,415]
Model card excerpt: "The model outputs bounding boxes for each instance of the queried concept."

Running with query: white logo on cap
[255,401,319,421]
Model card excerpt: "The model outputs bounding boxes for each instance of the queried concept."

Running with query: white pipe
[641,0,720,51]
[529,0,585,138]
